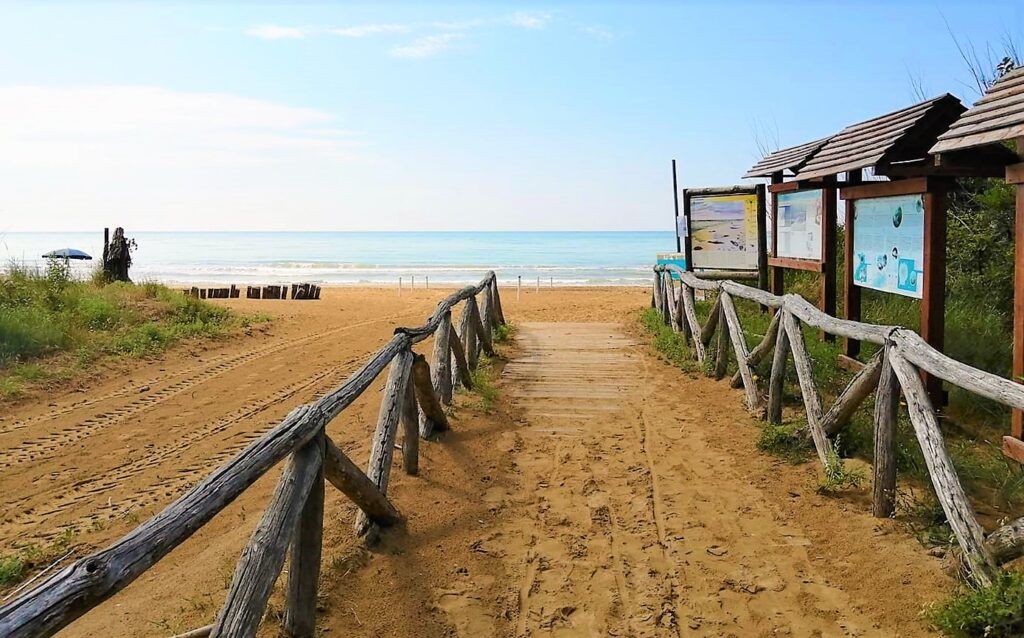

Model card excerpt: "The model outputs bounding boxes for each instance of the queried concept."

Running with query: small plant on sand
[640,308,697,372]
[818,439,866,494]
[928,572,1024,637]
[492,322,516,343]
[755,422,812,464]
[469,355,500,413]
[0,555,25,587]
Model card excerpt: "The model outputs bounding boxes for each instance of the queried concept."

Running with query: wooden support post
[518,275,522,302]
[782,312,833,467]
[731,309,780,388]
[821,178,838,342]
[677,279,689,341]
[888,345,996,587]
[767,314,789,425]
[491,277,506,325]
[714,301,730,380]
[681,284,705,362]
[323,436,401,527]
[284,434,324,638]
[820,349,883,436]
[921,181,948,407]
[459,297,480,369]
[720,292,759,410]
[355,349,413,537]
[872,344,899,518]
[756,183,769,294]
[664,272,680,332]
[1016,157,1024,438]
[448,324,473,390]
[412,353,449,436]
[470,297,494,356]
[400,373,419,475]
[659,272,671,325]
[432,311,453,405]
[211,438,323,638]
[770,172,784,300]
[700,294,722,348]
[844,170,863,359]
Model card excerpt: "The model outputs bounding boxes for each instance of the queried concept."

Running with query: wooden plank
[284,435,324,638]
[720,292,759,410]
[323,436,401,528]
[839,177,929,200]
[767,180,825,193]
[1006,162,1024,185]
[685,185,758,196]
[887,344,997,587]
[730,309,780,389]
[872,345,900,518]
[700,294,722,347]
[211,438,323,638]
[768,257,824,272]
[784,294,891,344]
[836,354,865,372]
[1003,435,1024,465]
[354,350,413,537]
[782,312,833,467]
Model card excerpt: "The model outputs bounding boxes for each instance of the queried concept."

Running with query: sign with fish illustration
[851,194,924,299]
[776,189,823,261]
[687,192,760,271]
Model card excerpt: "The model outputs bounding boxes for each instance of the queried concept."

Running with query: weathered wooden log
[872,345,900,518]
[680,284,706,362]
[985,517,1024,565]
[783,294,891,345]
[479,283,494,338]
[720,292,759,410]
[730,309,780,389]
[714,301,730,380]
[700,294,722,347]
[659,272,671,325]
[490,278,506,325]
[664,273,680,333]
[400,373,419,476]
[284,435,324,638]
[170,625,212,638]
[322,436,401,527]
[888,344,997,586]
[663,267,723,292]
[721,280,785,309]
[652,272,660,310]
[893,330,1024,411]
[393,272,495,343]
[211,437,323,638]
[470,297,495,357]
[820,350,883,436]
[448,324,473,390]
[432,312,453,406]
[767,315,790,426]
[412,354,449,436]
[354,349,413,537]
[459,297,480,369]
[782,312,833,467]
[676,280,689,341]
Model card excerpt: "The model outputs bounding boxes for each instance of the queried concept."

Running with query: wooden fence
[0,272,506,638]
[652,263,1024,587]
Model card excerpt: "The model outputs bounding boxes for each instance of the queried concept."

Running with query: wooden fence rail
[0,273,506,638]
[652,263,1024,587]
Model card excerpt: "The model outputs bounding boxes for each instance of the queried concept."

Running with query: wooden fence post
[284,433,325,638]
[714,300,730,379]
[400,374,419,475]
[872,343,899,518]
[782,312,833,466]
[432,311,453,405]
[720,292,759,410]
[459,298,480,369]
[448,324,473,390]
[412,354,449,437]
[767,314,790,425]
[491,276,506,325]
[681,284,705,362]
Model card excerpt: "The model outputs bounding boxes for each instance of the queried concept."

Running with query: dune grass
[0,260,251,399]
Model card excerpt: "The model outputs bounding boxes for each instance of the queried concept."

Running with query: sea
[0,231,675,287]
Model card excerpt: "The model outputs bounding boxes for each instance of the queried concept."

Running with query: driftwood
[767,315,790,426]
[448,325,473,390]
[714,301,730,380]
[412,354,449,437]
[355,350,413,537]
[680,285,705,362]
[284,435,324,638]
[400,374,419,475]
[820,350,883,436]
[888,345,997,587]
[432,312,453,406]
[720,292,758,410]
[211,437,323,638]
[782,312,833,466]
[872,346,900,518]
[322,437,400,528]
[730,310,780,389]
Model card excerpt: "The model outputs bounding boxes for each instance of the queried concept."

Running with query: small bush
[0,555,25,587]
[640,308,696,371]
[819,440,866,494]
[468,354,499,413]
[756,423,812,464]
[929,572,1024,637]
[493,323,516,343]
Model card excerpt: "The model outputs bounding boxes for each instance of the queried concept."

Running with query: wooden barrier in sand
[183,284,322,301]
[652,263,1024,587]
[0,272,506,638]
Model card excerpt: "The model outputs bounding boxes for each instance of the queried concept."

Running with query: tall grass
[0,260,239,398]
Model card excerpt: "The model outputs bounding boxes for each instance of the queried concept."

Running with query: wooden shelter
[932,67,1024,444]
[745,138,837,335]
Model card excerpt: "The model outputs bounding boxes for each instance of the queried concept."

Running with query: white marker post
[550,276,553,288]
[411,275,415,288]
[399,276,402,296]
[517,275,521,301]
[536,276,540,292]
[425,276,429,290]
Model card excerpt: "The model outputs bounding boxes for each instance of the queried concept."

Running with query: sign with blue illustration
[776,190,823,261]
[656,252,687,279]
[852,194,924,299]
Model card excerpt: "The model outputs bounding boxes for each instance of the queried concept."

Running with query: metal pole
[672,159,681,253]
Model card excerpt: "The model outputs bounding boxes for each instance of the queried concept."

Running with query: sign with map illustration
[776,190,823,261]
[689,193,759,271]
[852,194,924,299]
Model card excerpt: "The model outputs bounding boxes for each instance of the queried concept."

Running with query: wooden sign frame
[766,176,837,339]
[681,184,768,290]
[840,176,949,403]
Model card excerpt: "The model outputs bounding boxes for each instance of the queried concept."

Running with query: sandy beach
[0,285,951,637]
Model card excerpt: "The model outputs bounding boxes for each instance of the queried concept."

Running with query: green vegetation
[0,528,76,589]
[639,307,698,372]
[469,353,500,413]
[493,322,516,343]
[929,572,1024,637]
[0,555,24,587]
[819,439,866,494]
[0,260,253,399]
[755,422,812,464]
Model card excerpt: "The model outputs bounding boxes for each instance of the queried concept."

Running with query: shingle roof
[932,67,1024,154]
[743,137,831,178]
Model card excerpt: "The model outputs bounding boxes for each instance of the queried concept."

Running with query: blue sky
[1,1,1022,232]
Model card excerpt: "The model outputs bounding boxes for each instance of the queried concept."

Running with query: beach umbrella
[41,248,93,260]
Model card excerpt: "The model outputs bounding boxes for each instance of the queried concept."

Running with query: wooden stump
[284,434,324,638]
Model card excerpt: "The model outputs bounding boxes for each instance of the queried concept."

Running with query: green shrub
[640,308,696,372]
[755,422,812,464]
[929,572,1024,637]
[493,323,516,343]
[0,555,24,587]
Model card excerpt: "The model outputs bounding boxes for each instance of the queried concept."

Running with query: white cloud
[507,12,552,30]
[244,24,307,40]
[391,33,462,59]
[579,24,614,39]
[330,24,411,38]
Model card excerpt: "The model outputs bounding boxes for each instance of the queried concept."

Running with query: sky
[1,1,1023,232]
